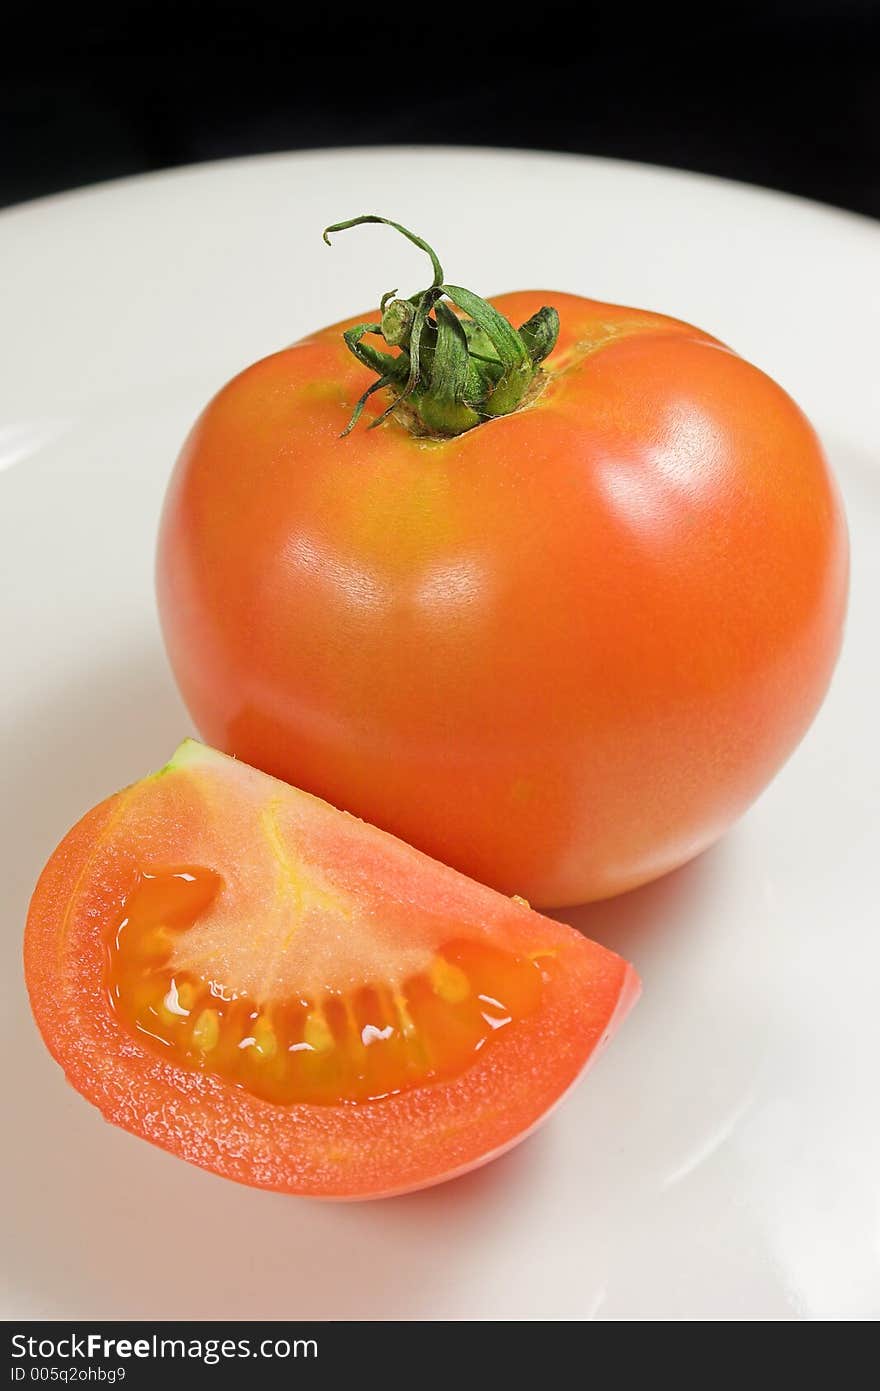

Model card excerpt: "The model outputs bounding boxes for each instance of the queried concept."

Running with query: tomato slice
[25,741,639,1198]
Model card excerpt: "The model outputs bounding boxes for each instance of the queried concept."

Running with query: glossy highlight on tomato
[157,252,848,907]
[25,741,639,1199]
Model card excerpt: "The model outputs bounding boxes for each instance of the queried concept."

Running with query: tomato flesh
[107,864,546,1106]
[26,740,639,1199]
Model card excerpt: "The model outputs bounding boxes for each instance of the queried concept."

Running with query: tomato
[157,219,848,906]
[24,740,638,1199]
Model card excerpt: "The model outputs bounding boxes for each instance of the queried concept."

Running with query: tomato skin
[24,751,638,1199]
[157,291,848,906]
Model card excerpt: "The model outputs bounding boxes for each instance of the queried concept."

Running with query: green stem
[322,215,560,438]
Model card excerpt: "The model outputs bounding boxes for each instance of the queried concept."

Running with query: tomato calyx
[322,214,559,438]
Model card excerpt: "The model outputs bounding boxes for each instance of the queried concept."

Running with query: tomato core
[106,864,548,1106]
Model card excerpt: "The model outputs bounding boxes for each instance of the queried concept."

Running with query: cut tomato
[25,741,639,1199]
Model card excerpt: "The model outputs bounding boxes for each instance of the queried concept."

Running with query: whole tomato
[157,218,848,907]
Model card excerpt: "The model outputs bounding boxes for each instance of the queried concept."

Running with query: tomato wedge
[25,741,639,1199]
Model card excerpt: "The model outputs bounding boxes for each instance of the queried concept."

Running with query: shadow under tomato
[555,845,726,957]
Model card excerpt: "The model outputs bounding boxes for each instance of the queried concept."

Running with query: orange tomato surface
[157,292,848,907]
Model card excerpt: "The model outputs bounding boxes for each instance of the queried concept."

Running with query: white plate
[2,148,878,1322]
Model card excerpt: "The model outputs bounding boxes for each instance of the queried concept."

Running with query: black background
[2,1,879,216]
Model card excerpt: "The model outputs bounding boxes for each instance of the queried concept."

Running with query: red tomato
[157,229,847,906]
[25,741,638,1199]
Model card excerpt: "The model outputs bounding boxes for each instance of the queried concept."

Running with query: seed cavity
[303,1011,334,1053]
[253,1017,278,1058]
[429,955,470,1004]
[105,864,548,1107]
[392,991,417,1039]
[192,1009,220,1052]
